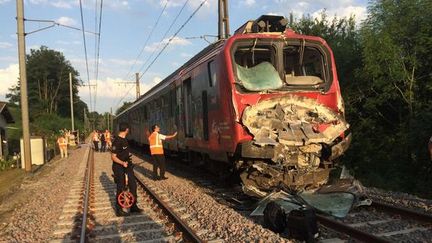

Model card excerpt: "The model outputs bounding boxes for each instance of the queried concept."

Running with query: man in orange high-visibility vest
[105,129,112,149]
[57,134,68,158]
[148,124,177,180]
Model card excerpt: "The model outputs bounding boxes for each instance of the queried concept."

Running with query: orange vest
[105,132,111,141]
[57,137,67,147]
[149,132,164,155]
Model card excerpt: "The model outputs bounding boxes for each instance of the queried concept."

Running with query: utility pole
[116,73,140,101]
[135,73,140,100]
[110,107,113,131]
[83,108,87,131]
[17,0,32,172]
[218,0,230,40]
[69,72,75,131]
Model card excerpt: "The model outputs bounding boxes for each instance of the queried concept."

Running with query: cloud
[272,0,368,23]
[56,17,76,26]
[0,42,13,49]
[144,36,191,52]
[180,52,192,58]
[51,0,74,9]
[77,74,163,112]
[240,0,256,7]
[0,64,19,101]
[0,0,11,5]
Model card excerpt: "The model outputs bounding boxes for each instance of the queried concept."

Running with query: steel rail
[371,201,432,224]
[316,214,391,243]
[135,176,204,243]
[79,147,94,243]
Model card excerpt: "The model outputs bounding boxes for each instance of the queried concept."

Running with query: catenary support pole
[69,72,75,131]
[16,0,32,171]
[135,72,140,100]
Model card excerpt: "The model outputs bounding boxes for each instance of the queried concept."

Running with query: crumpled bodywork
[239,95,351,197]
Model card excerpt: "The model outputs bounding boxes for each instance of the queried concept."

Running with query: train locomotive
[115,15,352,197]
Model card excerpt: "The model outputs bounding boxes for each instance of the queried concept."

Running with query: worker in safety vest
[148,124,177,180]
[92,130,100,152]
[105,129,112,150]
[57,134,68,158]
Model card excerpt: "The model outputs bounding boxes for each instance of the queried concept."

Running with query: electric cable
[94,0,104,113]
[138,0,207,80]
[137,0,190,79]
[122,0,170,82]
[79,0,92,112]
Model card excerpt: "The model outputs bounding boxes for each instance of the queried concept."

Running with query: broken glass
[299,192,355,218]
[251,190,355,218]
[236,61,283,91]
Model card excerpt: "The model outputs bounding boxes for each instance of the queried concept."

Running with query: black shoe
[153,176,160,181]
[130,205,143,213]
[160,176,168,180]
[115,208,129,217]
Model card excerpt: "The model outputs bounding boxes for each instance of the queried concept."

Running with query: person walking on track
[148,124,177,180]
[92,130,100,152]
[100,132,106,152]
[57,134,68,158]
[105,129,112,150]
[111,122,142,216]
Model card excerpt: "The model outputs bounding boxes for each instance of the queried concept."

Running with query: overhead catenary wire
[114,0,208,111]
[114,0,191,110]
[24,18,99,36]
[94,0,104,114]
[136,0,190,79]
[112,0,171,110]
[93,0,98,112]
[138,0,208,80]
[122,0,170,82]
[78,0,92,112]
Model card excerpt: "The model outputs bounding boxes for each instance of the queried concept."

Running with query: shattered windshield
[236,62,283,91]
[232,39,329,92]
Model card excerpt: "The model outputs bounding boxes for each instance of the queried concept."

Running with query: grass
[0,168,26,200]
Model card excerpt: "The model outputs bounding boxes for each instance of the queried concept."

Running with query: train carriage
[115,15,352,197]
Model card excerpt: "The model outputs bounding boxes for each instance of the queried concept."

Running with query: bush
[0,158,16,171]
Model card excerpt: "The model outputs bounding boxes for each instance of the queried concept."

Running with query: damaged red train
[115,15,352,197]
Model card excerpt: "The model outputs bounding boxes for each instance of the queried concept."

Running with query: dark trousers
[100,141,106,152]
[152,154,166,178]
[112,163,137,208]
[93,141,99,152]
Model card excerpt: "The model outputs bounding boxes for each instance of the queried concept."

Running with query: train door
[183,78,193,137]
[202,90,209,141]
[176,86,182,129]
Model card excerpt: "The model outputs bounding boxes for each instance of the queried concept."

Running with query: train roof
[116,39,226,118]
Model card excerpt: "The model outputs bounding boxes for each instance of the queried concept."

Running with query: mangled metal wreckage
[238,95,351,197]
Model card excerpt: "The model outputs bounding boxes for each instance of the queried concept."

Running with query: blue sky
[0,0,368,113]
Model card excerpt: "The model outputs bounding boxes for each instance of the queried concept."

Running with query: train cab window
[283,45,325,86]
[207,60,217,87]
[233,44,282,91]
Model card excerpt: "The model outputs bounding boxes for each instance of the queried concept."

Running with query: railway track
[319,201,432,242]
[50,146,204,242]
[129,148,432,242]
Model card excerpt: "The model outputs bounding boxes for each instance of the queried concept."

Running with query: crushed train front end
[225,16,352,197]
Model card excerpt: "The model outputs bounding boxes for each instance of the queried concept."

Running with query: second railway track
[51,145,206,242]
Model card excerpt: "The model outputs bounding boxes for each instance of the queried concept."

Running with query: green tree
[7,46,88,122]
[116,101,132,115]
[345,0,432,196]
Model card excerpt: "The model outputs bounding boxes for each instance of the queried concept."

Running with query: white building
[0,101,15,159]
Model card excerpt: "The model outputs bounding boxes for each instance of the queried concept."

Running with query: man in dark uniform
[111,122,142,216]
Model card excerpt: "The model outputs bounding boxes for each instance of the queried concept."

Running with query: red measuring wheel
[118,190,135,209]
